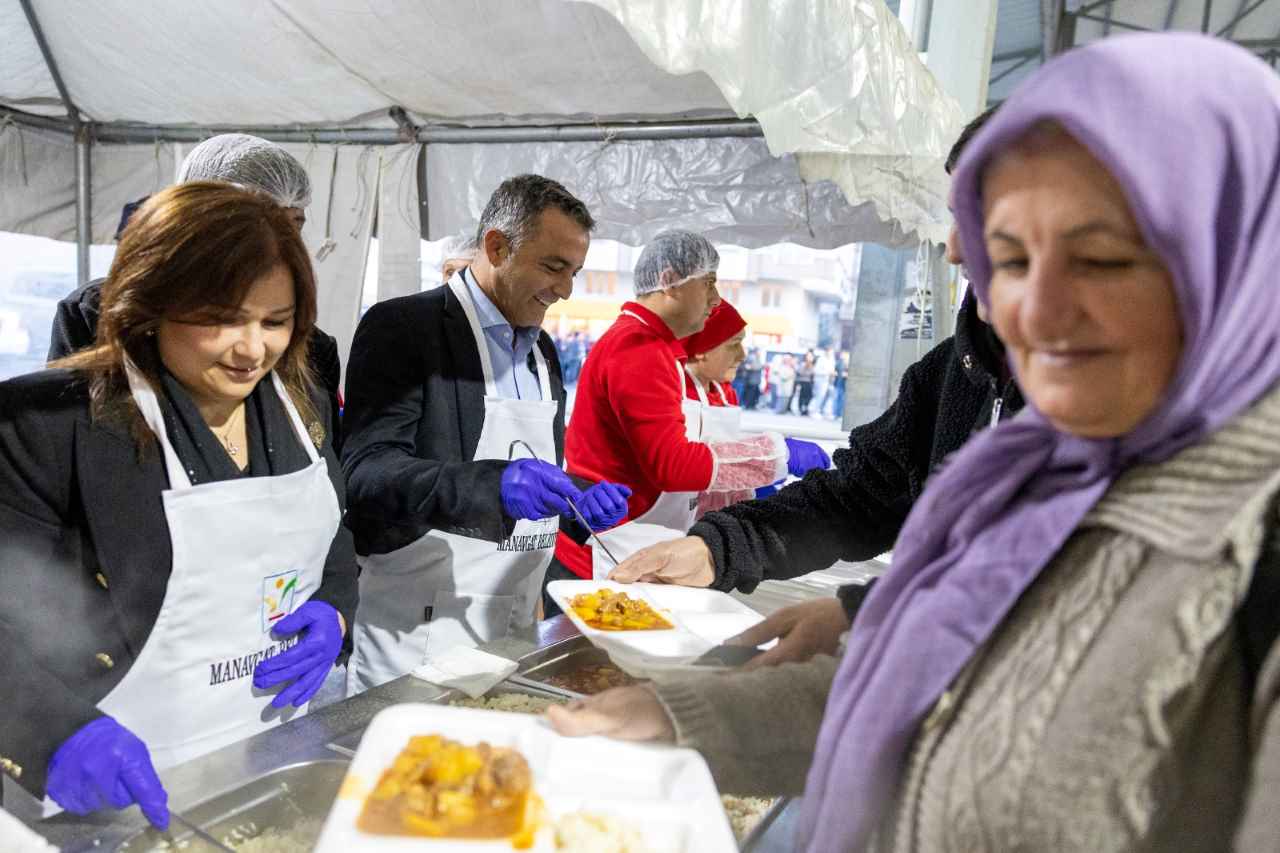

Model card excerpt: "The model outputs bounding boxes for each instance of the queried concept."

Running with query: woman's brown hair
[53,182,319,447]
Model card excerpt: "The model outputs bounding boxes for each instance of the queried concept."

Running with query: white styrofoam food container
[313,703,737,853]
[545,580,764,678]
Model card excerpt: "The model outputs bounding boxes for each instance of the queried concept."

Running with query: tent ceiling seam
[267,0,404,110]
[17,0,83,130]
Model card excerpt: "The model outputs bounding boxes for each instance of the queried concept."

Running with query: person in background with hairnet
[549,231,831,593]
[438,233,478,283]
[47,133,345,451]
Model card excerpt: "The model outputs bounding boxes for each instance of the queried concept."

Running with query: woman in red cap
[681,301,747,408]
[682,301,829,519]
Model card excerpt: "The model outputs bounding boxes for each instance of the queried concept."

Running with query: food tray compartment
[545,580,765,678]
[117,759,348,852]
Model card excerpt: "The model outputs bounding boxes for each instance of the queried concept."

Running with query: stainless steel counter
[26,617,580,852]
[25,588,834,851]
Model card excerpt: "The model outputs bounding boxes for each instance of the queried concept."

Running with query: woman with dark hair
[0,183,357,829]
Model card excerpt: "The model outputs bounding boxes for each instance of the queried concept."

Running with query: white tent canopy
[0,0,964,363]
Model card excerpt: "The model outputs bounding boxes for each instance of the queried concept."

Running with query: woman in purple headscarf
[549,32,1280,851]
[797,31,1280,851]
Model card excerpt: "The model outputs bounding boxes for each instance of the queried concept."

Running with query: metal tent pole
[76,128,91,280]
[19,0,93,284]
[88,118,764,146]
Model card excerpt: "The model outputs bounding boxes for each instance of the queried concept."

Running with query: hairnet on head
[177,134,312,209]
[633,230,719,296]
[440,232,478,261]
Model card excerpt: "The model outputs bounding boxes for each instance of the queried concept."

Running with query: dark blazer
[48,278,346,450]
[341,283,572,557]
[0,369,358,798]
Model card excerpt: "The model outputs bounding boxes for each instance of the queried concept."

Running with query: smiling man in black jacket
[610,107,1023,665]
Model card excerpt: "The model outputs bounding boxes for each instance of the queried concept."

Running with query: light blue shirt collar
[463,269,538,344]
[460,269,543,401]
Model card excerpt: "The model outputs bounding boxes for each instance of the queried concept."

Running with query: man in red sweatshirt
[548,231,828,601]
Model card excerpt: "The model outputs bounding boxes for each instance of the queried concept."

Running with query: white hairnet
[440,232,478,261]
[633,230,719,296]
[177,134,312,209]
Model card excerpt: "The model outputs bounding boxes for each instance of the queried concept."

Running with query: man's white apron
[348,276,559,694]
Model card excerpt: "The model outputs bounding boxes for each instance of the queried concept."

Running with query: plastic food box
[545,580,764,679]
[313,703,737,853]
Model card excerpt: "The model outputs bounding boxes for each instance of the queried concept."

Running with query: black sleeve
[308,329,344,453]
[306,393,358,641]
[0,381,103,796]
[692,341,953,593]
[341,300,512,547]
[47,295,95,361]
[837,579,877,623]
[1241,507,1280,690]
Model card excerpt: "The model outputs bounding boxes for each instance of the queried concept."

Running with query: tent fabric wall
[0,0,733,127]
[0,127,176,243]
[424,135,918,251]
[0,3,60,117]
[375,143,424,303]
[0,130,375,374]
[285,143,377,384]
[1,0,964,246]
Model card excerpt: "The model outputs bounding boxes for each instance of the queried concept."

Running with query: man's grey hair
[475,174,595,253]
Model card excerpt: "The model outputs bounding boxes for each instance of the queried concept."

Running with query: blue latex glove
[576,481,632,530]
[785,438,831,478]
[501,458,583,520]
[754,481,781,499]
[47,716,169,829]
[252,600,343,708]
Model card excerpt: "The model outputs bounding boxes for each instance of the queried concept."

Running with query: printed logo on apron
[261,570,301,632]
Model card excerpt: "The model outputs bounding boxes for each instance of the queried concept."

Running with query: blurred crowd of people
[554,330,850,420]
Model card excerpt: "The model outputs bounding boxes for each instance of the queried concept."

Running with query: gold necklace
[211,404,245,458]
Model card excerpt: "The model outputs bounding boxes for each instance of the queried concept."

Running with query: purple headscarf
[798,33,1280,851]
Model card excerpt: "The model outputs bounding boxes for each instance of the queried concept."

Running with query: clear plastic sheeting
[176,134,313,209]
[425,136,921,250]
[695,486,754,520]
[633,230,719,295]
[706,432,788,493]
[582,0,967,243]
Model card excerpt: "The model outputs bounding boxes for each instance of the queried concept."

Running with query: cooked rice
[451,692,566,714]
[722,794,776,841]
[554,811,650,852]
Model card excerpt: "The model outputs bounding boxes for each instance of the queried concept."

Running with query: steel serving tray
[116,759,348,852]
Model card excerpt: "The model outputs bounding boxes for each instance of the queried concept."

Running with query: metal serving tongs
[166,810,236,852]
[507,439,623,568]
